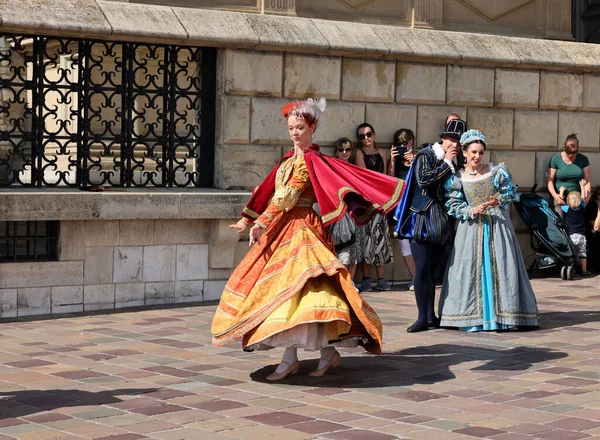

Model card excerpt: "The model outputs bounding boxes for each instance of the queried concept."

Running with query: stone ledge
[0,189,250,221]
[2,2,600,72]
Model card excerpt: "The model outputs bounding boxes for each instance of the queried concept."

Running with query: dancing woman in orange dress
[211,99,403,380]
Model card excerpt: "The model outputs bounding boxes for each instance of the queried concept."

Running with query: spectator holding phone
[389,128,416,289]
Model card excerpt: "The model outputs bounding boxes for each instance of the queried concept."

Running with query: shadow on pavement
[250,343,568,388]
[0,388,158,418]
[538,310,600,329]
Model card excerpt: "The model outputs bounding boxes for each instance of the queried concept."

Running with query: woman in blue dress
[438,130,539,331]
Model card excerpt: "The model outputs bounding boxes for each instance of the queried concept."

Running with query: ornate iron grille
[0,34,216,187]
[0,221,59,262]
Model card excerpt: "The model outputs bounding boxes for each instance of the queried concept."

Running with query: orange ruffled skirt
[211,207,383,354]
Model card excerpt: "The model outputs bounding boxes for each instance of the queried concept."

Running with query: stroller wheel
[567,266,575,280]
[561,266,567,280]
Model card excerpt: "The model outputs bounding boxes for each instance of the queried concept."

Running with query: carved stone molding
[335,0,376,8]
[263,0,296,15]
[545,0,571,35]
[457,0,533,21]
[414,0,443,25]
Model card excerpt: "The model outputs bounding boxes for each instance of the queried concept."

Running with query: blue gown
[438,163,539,331]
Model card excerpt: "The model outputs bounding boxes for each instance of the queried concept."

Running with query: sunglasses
[566,150,579,156]
[337,147,352,153]
[358,131,374,140]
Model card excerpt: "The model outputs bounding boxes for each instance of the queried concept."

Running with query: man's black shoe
[407,321,429,333]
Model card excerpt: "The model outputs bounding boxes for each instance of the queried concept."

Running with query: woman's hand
[229,218,251,233]
[249,224,264,247]
[472,204,488,216]
[553,195,565,206]
[390,145,400,159]
[486,197,500,209]
[404,151,415,163]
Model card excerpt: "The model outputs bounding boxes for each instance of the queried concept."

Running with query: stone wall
[0,218,252,317]
[215,47,600,281]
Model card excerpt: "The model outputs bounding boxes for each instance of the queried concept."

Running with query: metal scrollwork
[0,34,215,188]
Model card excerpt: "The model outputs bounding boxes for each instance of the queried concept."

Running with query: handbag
[330,212,356,251]
[412,202,451,245]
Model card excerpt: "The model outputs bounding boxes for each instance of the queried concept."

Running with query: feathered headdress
[281,98,327,125]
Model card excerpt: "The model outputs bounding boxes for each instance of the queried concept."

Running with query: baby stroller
[514,186,576,280]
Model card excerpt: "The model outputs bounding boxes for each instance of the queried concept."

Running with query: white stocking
[317,346,338,370]
[274,347,298,373]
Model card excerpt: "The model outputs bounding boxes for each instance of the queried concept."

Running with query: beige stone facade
[0,0,597,317]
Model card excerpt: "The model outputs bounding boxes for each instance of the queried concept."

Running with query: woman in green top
[547,133,591,217]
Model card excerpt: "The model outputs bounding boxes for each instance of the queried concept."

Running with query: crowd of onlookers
[331,113,600,291]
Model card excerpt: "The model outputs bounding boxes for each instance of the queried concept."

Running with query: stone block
[234,241,250,267]
[119,220,154,246]
[176,244,209,281]
[583,75,600,112]
[514,111,558,151]
[51,304,83,315]
[505,38,574,71]
[113,247,143,283]
[219,96,251,144]
[85,220,119,247]
[59,221,86,261]
[115,283,145,308]
[540,72,583,110]
[312,19,388,56]
[250,98,291,145]
[51,286,83,314]
[558,112,600,152]
[175,281,204,303]
[510,204,529,234]
[18,288,51,316]
[224,50,282,97]
[467,108,514,150]
[585,153,600,188]
[446,32,519,67]
[153,219,210,245]
[0,193,99,222]
[374,26,461,64]
[51,286,83,307]
[494,69,539,109]
[245,14,328,53]
[208,268,232,280]
[0,262,83,289]
[219,144,283,189]
[489,151,536,190]
[84,247,114,285]
[342,58,395,103]
[0,0,111,38]
[204,280,227,302]
[98,1,186,43]
[84,285,115,311]
[0,290,17,318]
[145,282,175,305]
[534,152,556,190]
[316,101,365,146]
[416,105,466,147]
[143,245,176,282]
[447,65,494,107]
[365,104,417,147]
[284,54,341,99]
[173,8,259,48]
[396,63,446,105]
[99,194,180,220]
[178,192,250,219]
[209,219,242,270]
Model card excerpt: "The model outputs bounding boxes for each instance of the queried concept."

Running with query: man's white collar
[432,142,445,160]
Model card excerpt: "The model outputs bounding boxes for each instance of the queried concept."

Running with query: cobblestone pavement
[0,277,600,439]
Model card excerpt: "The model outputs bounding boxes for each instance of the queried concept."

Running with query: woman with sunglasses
[547,133,591,218]
[354,123,394,292]
[330,138,361,287]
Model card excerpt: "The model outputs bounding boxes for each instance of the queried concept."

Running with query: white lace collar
[431,142,445,160]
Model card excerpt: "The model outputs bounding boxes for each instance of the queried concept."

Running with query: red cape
[242,145,404,226]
